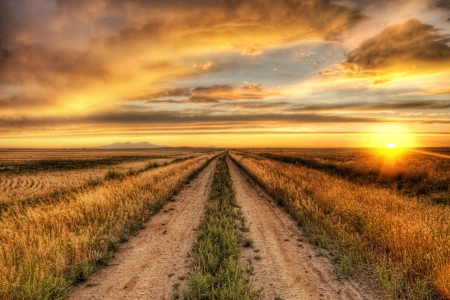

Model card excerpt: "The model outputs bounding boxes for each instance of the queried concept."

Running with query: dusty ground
[70,158,218,300]
[227,157,376,300]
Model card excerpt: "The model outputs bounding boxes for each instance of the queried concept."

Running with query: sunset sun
[387,143,396,149]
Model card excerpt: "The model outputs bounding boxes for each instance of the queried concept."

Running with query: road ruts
[70,157,219,300]
[227,157,376,300]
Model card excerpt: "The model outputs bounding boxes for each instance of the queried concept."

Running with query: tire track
[70,157,219,300]
[227,157,376,300]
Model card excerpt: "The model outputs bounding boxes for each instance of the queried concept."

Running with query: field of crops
[231,149,450,299]
[248,148,450,204]
[2,147,450,299]
[0,148,219,299]
[0,148,211,206]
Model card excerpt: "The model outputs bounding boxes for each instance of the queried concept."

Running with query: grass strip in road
[184,155,260,300]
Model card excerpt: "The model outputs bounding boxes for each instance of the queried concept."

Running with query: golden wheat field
[230,148,450,299]
[0,148,212,205]
[0,148,219,299]
[2,147,450,300]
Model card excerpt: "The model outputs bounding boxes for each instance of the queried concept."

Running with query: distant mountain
[97,142,166,149]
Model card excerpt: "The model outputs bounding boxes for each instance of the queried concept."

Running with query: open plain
[1,148,449,299]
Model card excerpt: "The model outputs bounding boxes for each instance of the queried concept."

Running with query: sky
[1,0,450,148]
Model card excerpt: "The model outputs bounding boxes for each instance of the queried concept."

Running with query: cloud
[434,0,450,10]
[290,100,450,112]
[218,102,290,109]
[103,0,366,47]
[409,88,450,95]
[194,61,214,70]
[319,70,336,75]
[0,0,366,114]
[341,19,450,83]
[241,47,262,56]
[140,84,280,104]
[131,88,192,101]
[0,110,387,130]
[191,84,279,101]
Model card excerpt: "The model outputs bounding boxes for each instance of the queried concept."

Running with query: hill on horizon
[97,142,166,149]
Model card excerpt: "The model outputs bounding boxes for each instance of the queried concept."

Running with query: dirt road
[70,158,218,300]
[227,157,375,300]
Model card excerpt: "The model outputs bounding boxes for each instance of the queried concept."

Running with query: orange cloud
[414,88,450,95]
[0,0,366,116]
[140,84,280,103]
[241,47,262,56]
[340,19,450,84]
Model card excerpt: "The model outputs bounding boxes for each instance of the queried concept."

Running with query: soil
[70,155,376,300]
[69,158,218,300]
[227,157,376,300]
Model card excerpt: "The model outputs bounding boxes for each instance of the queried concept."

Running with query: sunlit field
[0,148,211,206]
[246,147,450,204]
[230,148,450,299]
[2,146,450,299]
[0,148,219,299]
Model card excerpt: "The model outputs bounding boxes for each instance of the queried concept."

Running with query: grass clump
[103,170,125,181]
[185,155,260,300]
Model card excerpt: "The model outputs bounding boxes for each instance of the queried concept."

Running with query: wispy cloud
[241,47,263,56]
[290,100,450,112]
[405,88,450,95]
[139,84,280,104]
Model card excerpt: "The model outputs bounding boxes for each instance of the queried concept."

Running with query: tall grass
[0,157,175,206]
[0,153,217,299]
[185,155,260,300]
[259,148,450,204]
[230,151,450,299]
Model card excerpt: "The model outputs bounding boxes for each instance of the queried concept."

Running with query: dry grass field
[2,147,449,299]
[230,149,450,299]
[0,148,219,299]
[247,148,450,204]
[0,148,210,206]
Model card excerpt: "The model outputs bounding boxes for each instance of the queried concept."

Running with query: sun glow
[387,143,396,149]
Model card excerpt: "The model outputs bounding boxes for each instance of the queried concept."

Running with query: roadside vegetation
[230,150,450,300]
[185,154,260,300]
[258,148,450,204]
[0,153,218,300]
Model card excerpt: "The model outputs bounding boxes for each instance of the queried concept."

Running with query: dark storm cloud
[341,19,450,82]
